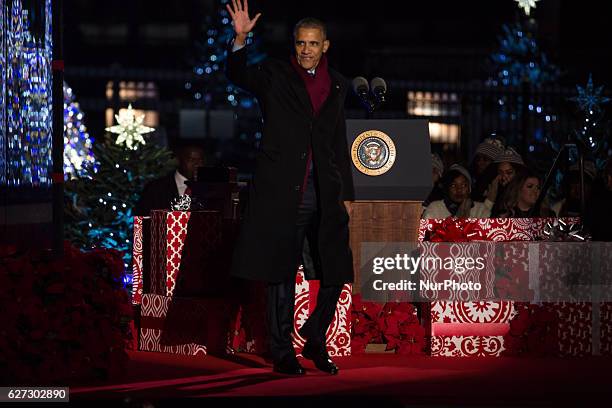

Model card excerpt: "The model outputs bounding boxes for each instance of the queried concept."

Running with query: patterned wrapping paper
[533,242,612,356]
[292,268,353,357]
[419,217,581,357]
[139,293,208,356]
[149,210,223,297]
[132,216,144,305]
[227,268,353,357]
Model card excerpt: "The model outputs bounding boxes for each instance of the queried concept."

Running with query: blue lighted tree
[63,82,95,179]
[186,0,266,168]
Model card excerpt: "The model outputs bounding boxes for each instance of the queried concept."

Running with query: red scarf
[290,54,331,116]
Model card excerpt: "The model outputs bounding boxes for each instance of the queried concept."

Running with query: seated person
[422,164,492,219]
[470,136,505,191]
[134,142,205,216]
[489,147,528,217]
[496,170,542,218]
[551,161,596,218]
[423,153,445,207]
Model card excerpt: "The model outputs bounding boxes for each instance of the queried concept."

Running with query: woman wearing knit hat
[488,147,528,217]
[422,164,492,219]
[471,137,505,178]
[470,137,505,203]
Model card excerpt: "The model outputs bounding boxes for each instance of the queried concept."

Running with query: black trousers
[266,171,342,362]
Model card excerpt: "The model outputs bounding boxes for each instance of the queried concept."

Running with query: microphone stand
[530,139,587,232]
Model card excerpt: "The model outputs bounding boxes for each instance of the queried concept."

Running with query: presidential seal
[351,130,396,176]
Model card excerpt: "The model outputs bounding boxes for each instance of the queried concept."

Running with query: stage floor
[66,351,612,407]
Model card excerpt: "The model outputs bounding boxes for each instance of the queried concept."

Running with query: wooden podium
[344,119,431,293]
[349,201,423,293]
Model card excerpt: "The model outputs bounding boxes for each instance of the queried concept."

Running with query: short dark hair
[293,17,327,40]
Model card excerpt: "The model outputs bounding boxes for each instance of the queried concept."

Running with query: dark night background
[62,0,612,168]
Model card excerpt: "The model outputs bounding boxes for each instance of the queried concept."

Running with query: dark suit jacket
[134,172,180,216]
[226,46,354,286]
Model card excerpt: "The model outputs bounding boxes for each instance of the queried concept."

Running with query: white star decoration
[105,104,154,150]
[515,0,539,15]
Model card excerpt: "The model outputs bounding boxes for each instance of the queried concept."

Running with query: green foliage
[65,135,176,268]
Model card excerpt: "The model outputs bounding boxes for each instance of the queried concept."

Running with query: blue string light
[1,0,53,187]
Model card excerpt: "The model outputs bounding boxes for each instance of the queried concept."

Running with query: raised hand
[226,0,261,39]
[486,175,500,202]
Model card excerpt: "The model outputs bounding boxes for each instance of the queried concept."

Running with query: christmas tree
[65,105,176,271]
[63,82,95,179]
[485,0,562,172]
[488,21,560,88]
[186,0,266,168]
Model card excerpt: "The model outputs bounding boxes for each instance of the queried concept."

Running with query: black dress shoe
[301,341,339,375]
[273,354,305,375]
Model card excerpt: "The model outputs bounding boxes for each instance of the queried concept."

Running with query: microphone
[370,77,387,103]
[352,76,374,112]
[352,76,369,98]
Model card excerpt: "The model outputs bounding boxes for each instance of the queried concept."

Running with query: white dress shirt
[174,170,189,196]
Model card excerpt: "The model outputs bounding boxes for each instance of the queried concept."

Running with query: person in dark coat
[134,143,205,216]
[225,0,354,375]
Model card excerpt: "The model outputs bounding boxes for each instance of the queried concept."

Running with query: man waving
[226,0,354,375]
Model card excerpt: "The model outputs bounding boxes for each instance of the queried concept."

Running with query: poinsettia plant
[0,242,133,384]
[351,294,425,354]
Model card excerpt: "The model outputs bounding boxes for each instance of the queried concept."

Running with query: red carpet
[67,351,612,407]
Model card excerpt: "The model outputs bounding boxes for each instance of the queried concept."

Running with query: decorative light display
[1,0,53,187]
[569,74,611,114]
[189,0,265,108]
[515,0,540,16]
[567,75,611,167]
[105,104,154,150]
[488,22,560,88]
[64,82,95,179]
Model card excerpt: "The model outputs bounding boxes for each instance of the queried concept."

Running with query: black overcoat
[226,46,354,286]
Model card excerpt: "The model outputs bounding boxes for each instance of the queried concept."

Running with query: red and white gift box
[229,268,353,357]
[293,268,353,357]
[139,293,208,356]
[132,216,145,305]
[139,293,239,356]
[419,217,581,357]
[149,210,223,297]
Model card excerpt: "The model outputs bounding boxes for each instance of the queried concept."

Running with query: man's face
[178,148,205,180]
[294,27,329,70]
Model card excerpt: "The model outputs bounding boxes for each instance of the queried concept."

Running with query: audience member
[422,164,492,219]
[134,142,205,216]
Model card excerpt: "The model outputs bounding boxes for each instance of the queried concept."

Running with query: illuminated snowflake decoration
[515,0,539,15]
[569,74,611,113]
[105,104,154,150]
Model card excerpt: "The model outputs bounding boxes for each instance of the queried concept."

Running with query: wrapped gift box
[140,270,352,357]
[132,216,146,305]
[293,268,353,357]
[150,210,229,297]
[139,293,239,356]
[419,217,581,357]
